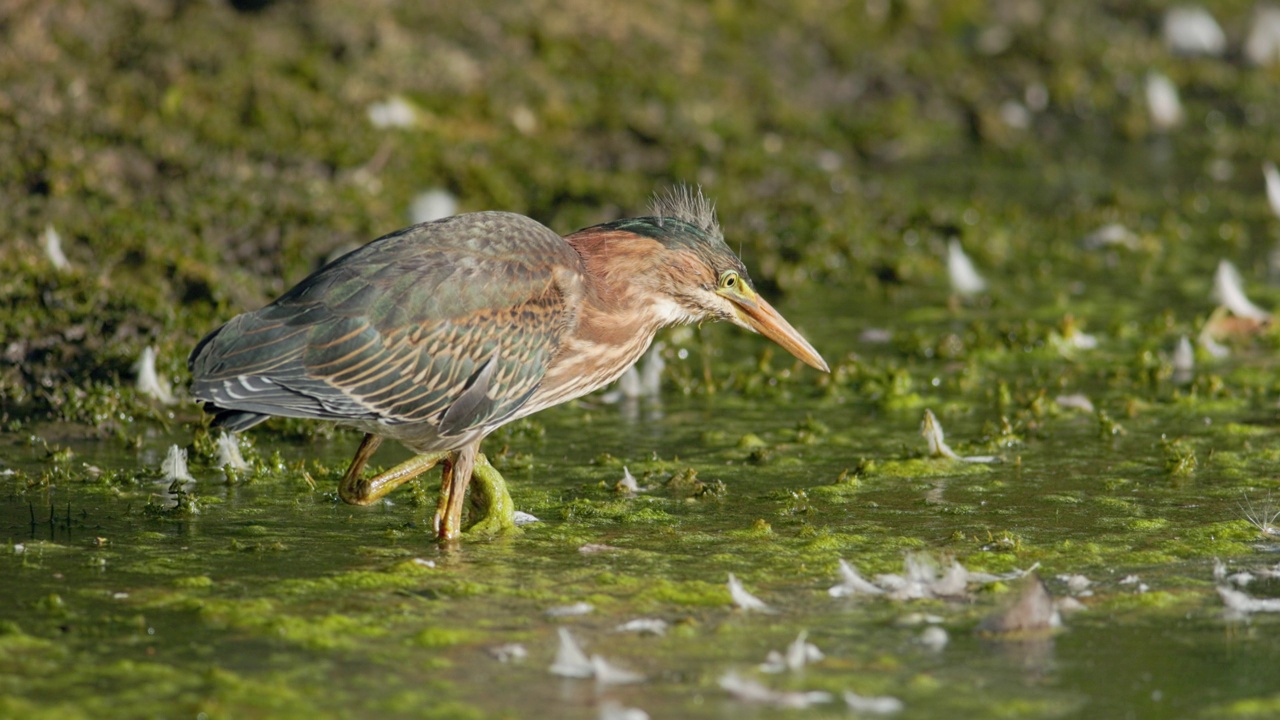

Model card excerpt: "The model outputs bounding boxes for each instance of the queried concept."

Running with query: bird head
[575,188,829,373]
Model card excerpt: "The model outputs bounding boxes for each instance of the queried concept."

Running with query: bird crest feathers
[650,185,722,240]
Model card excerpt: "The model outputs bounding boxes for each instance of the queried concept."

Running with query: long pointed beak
[730,293,830,373]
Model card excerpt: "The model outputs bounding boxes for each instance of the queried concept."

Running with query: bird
[189,187,829,540]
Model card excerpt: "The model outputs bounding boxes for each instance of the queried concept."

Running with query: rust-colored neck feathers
[518,227,681,415]
[562,228,661,348]
[566,228,659,305]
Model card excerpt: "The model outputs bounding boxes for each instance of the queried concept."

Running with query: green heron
[189,188,828,540]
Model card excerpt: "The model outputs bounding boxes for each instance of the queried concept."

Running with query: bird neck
[515,227,696,418]
[565,228,694,340]
[524,229,683,399]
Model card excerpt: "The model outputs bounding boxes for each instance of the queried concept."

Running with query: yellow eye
[718,271,741,290]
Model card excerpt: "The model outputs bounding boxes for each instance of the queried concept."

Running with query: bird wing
[189,211,585,439]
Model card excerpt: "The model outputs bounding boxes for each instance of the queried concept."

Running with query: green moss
[0,629,61,655]
[412,627,480,649]
[1041,493,1084,505]
[1126,518,1170,532]
[1094,591,1188,613]
[197,665,354,717]
[173,575,215,589]
[724,518,774,539]
[376,696,488,720]
[809,482,861,499]
[7,1,1280,717]
[0,697,90,720]
[271,613,389,651]
[1203,695,1280,718]
[986,699,1077,719]
[1093,496,1139,512]
[635,578,730,608]
[870,459,994,479]
[275,568,434,595]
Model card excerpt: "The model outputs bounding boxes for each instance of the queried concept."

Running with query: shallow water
[10,0,1280,716]
[6,278,1280,719]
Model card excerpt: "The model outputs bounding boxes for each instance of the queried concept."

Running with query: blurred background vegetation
[3,0,1279,426]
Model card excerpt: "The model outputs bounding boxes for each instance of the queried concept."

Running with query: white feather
[134,346,175,405]
[1246,6,1280,66]
[161,445,193,483]
[946,239,986,295]
[1263,162,1280,219]
[727,573,773,612]
[366,96,418,128]
[1163,6,1226,57]
[42,225,70,271]
[409,189,458,224]
[1212,259,1271,320]
[1146,72,1184,131]
[215,433,249,471]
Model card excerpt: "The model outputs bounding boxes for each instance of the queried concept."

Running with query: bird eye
[719,271,740,290]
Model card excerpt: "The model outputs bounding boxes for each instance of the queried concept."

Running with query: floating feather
[42,225,70,271]
[718,672,832,708]
[409,189,458,225]
[1211,260,1271,321]
[160,445,193,483]
[215,433,249,472]
[1145,72,1183,131]
[946,239,986,296]
[843,690,905,715]
[134,346,175,405]
[1162,6,1226,57]
[921,410,996,463]
[727,573,773,612]
[367,96,418,128]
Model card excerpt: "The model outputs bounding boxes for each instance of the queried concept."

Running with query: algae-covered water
[7,282,1280,719]
[7,1,1280,719]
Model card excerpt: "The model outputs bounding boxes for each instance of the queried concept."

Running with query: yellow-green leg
[338,434,515,541]
[433,441,516,540]
[434,443,473,540]
[464,452,515,536]
[338,433,447,506]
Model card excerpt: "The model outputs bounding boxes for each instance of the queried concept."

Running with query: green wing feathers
[189,212,582,437]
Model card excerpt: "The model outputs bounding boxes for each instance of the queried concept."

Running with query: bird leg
[434,442,476,541]
[464,453,515,536]
[433,443,516,540]
[337,434,515,541]
[434,458,454,538]
[338,433,446,506]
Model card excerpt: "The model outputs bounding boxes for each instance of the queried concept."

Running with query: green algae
[1206,696,1280,719]
[871,457,997,479]
[5,1,1280,719]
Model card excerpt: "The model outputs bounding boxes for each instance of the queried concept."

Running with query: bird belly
[514,332,655,420]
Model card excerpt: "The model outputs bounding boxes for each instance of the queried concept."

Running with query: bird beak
[725,288,830,373]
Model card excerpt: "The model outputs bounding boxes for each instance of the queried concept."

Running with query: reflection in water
[615,396,664,427]
[982,635,1057,683]
[604,344,667,427]
[978,576,1062,681]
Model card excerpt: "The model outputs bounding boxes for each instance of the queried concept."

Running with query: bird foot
[339,435,448,506]
[460,453,516,537]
